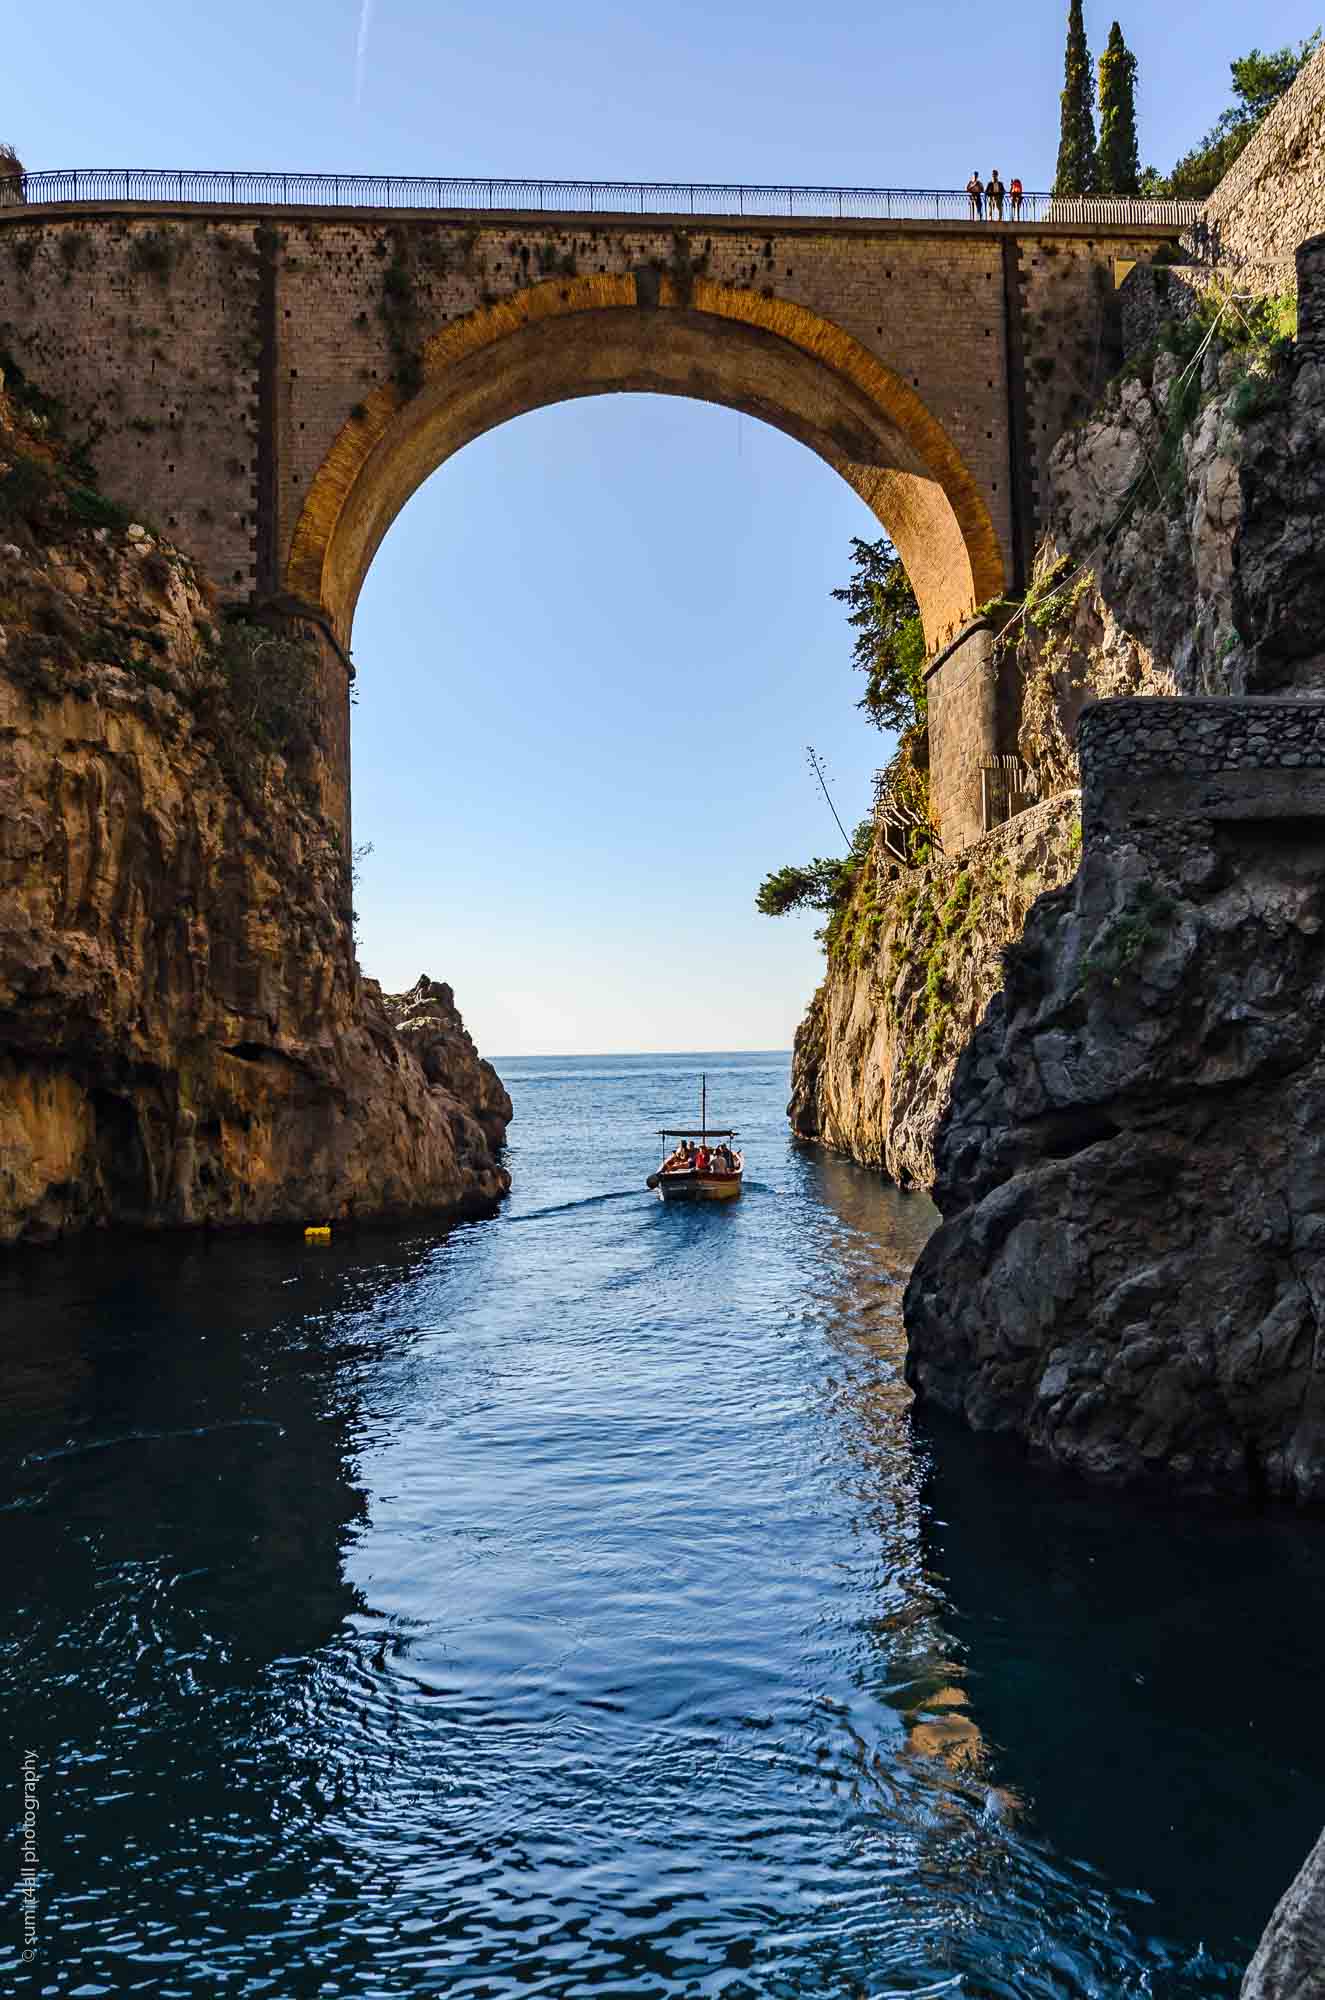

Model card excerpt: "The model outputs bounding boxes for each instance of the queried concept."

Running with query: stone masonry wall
[1198,44,1325,294]
[1079,695,1325,835]
[926,620,998,852]
[0,209,1178,633]
[0,217,260,591]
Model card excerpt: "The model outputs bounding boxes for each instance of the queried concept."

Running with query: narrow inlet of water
[3,1051,1323,1997]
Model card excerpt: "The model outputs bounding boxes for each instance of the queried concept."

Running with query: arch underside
[287,276,1007,655]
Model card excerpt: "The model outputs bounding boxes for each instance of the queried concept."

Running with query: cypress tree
[1096,22,1140,194]
[1054,0,1098,195]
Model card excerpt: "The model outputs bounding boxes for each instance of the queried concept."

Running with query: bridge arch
[285,274,1007,657]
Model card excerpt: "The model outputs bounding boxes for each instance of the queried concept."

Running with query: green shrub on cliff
[0,445,128,536]
[830,536,934,865]
[1140,32,1320,198]
[205,620,321,762]
[1080,879,1175,987]
[758,538,936,944]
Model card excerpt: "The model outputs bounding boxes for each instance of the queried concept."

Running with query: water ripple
[0,1052,1322,1996]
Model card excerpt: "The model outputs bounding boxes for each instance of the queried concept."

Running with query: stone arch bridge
[0,183,1184,840]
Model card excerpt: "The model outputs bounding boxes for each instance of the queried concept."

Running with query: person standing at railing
[966,172,984,220]
[1009,176,1024,220]
[987,170,1005,220]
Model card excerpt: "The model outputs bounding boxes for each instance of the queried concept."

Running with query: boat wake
[507,1189,647,1225]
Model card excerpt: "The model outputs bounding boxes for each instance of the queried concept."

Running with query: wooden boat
[647,1074,743,1202]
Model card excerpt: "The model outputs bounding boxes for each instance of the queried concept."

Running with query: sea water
[3,1050,1324,1997]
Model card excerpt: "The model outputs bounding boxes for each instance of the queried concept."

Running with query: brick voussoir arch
[683,277,1006,618]
[286,272,1006,651]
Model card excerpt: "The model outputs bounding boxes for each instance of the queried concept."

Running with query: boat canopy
[658,1129,737,1138]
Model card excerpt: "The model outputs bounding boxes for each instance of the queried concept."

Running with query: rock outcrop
[903,795,1325,1502]
[897,249,1325,1498]
[1014,337,1290,792]
[793,243,1325,1198]
[789,797,1081,1187]
[788,293,1285,1185]
[1241,1823,1325,1998]
[0,371,510,1244]
[383,975,513,1150]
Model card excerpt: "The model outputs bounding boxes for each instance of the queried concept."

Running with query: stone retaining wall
[1197,44,1325,295]
[1078,695,1325,834]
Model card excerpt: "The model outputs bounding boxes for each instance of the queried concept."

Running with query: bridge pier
[925,618,1023,853]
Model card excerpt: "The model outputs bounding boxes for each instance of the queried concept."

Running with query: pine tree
[1054,0,1098,195]
[1096,22,1140,194]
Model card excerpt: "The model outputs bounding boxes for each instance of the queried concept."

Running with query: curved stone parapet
[1078,695,1325,836]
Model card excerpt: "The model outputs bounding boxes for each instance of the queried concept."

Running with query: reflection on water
[2,1053,1324,1997]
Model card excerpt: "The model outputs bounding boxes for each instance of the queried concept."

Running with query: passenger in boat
[695,1145,710,1173]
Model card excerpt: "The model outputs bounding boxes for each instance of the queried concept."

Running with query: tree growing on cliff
[756,819,874,919]
[1140,31,1321,197]
[830,536,926,736]
[1054,0,1098,196]
[757,539,934,927]
[1096,23,1140,195]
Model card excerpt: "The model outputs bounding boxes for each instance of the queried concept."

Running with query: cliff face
[1240,1824,1325,2000]
[382,975,513,1151]
[1014,315,1322,789]
[899,264,1325,1499]
[903,800,1325,1502]
[791,274,1318,1191]
[0,376,509,1243]
[789,797,1081,1187]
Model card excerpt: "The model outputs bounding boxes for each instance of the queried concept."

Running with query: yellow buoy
[304,1224,332,1242]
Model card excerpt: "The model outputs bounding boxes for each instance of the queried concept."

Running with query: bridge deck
[0,169,1200,231]
[0,200,1190,238]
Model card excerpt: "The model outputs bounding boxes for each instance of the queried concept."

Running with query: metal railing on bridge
[0,168,1202,227]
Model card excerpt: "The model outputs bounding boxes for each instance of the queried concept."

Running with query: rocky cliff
[897,255,1325,1496]
[791,257,1319,1189]
[0,368,510,1243]
[1241,1824,1325,1999]
[1013,283,1316,787]
[790,796,1081,1186]
[903,785,1325,1502]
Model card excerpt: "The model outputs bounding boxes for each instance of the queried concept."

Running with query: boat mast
[701,1072,706,1142]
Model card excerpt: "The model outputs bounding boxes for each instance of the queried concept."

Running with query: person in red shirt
[1009,176,1024,220]
[695,1146,709,1173]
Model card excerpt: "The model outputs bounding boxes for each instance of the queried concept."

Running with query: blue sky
[9,0,1321,1052]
